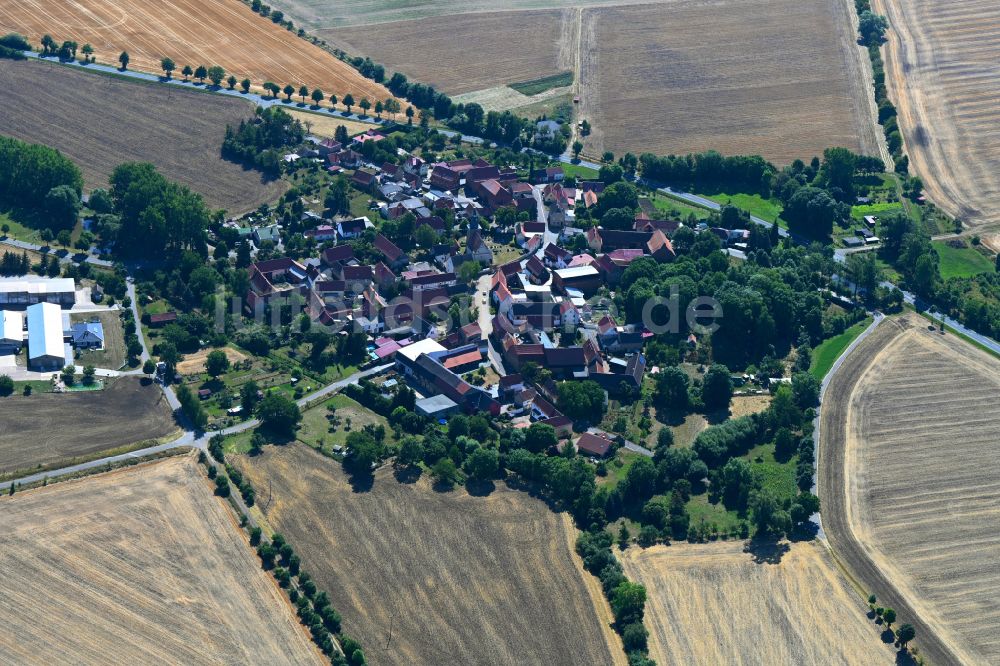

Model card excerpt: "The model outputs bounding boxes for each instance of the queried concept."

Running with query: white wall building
[0,276,75,307]
[0,310,24,353]
[26,302,66,371]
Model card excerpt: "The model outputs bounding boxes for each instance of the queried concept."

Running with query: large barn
[26,302,66,371]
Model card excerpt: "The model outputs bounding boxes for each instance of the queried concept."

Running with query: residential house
[304,225,338,242]
[543,243,573,269]
[374,233,408,269]
[466,230,493,265]
[253,225,281,246]
[530,166,565,184]
[70,320,104,349]
[337,217,372,239]
[552,265,602,296]
[575,432,613,458]
[351,169,378,193]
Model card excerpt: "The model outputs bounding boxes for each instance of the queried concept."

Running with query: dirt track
[0,456,322,665]
[871,0,1000,230]
[235,444,624,666]
[818,314,979,665]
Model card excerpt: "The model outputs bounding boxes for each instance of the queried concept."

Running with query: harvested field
[0,0,393,104]
[872,0,1000,229]
[235,444,624,666]
[620,540,896,665]
[580,0,881,164]
[0,376,177,479]
[176,345,249,376]
[0,456,322,665]
[320,9,574,95]
[285,109,379,139]
[0,59,284,213]
[842,314,1000,664]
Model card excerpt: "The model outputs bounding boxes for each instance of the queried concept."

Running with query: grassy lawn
[349,186,376,220]
[70,310,126,370]
[933,240,995,280]
[296,394,392,454]
[746,443,797,502]
[850,202,903,221]
[510,71,573,96]
[809,317,873,380]
[647,193,714,221]
[560,162,599,180]
[706,192,783,224]
[597,449,642,488]
[13,379,55,394]
[686,494,741,536]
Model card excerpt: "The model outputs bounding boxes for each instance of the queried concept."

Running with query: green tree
[896,623,915,649]
[359,98,372,116]
[311,88,324,106]
[655,366,690,411]
[227,75,237,90]
[182,65,193,81]
[431,457,459,489]
[610,581,646,628]
[344,430,380,475]
[205,349,230,378]
[194,65,207,83]
[572,140,583,159]
[415,223,437,248]
[701,364,733,412]
[883,608,896,630]
[207,65,225,86]
[374,100,383,119]
[384,97,400,119]
[458,259,481,284]
[283,84,295,101]
[81,43,93,62]
[81,365,97,386]
[240,78,251,93]
[524,422,557,453]
[240,380,260,412]
[858,11,889,46]
[0,374,13,396]
[463,446,499,483]
[557,380,607,422]
[142,359,156,376]
[256,392,301,436]
[405,105,414,124]
[118,51,129,70]
[298,84,309,103]
[160,57,175,78]
[324,177,351,216]
[396,436,423,468]
[343,94,355,114]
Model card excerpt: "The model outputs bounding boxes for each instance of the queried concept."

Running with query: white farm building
[0,310,24,353]
[0,276,75,307]
[26,302,67,371]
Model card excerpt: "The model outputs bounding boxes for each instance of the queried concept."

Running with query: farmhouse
[70,320,105,349]
[395,338,500,415]
[26,302,67,371]
[0,276,75,307]
[575,432,613,458]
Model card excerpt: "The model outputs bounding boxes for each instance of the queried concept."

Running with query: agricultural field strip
[0,457,322,665]
[236,444,623,666]
[846,325,1000,664]
[0,59,285,213]
[871,0,1000,229]
[579,0,880,164]
[0,0,393,102]
[620,541,895,665]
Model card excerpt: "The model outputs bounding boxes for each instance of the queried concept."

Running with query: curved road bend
[0,363,392,491]
[817,316,963,666]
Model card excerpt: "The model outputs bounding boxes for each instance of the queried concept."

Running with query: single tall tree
[311,88,324,106]
[359,97,371,116]
[896,624,915,649]
[182,65,193,81]
[226,74,237,90]
[118,51,129,70]
[194,65,207,83]
[81,43,94,62]
[282,84,295,101]
[298,84,309,103]
[240,78,252,93]
[343,93,354,114]
[207,65,225,87]
[161,57,175,78]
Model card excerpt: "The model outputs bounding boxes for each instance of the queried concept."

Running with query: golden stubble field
[0,456,323,665]
[871,0,1000,230]
[579,0,881,164]
[620,540,897,665]
[0,0,393,103]
[845,317,1000,664]
[0,59,286,212]
[235,443,624,666]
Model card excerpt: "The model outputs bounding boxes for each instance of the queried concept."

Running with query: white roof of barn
[1,310,23,342]
[0,276,75,295]
[554,265,600,279]
[26,302,65,362]
[397,337,446,362]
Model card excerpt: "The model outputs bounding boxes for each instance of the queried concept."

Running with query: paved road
[0,363,392,490]
[816,316,961,666]
[126,278,151,364]
[0,236,112,268]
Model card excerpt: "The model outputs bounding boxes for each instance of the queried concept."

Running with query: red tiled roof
[576,433,613,457]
